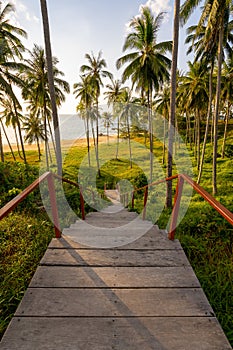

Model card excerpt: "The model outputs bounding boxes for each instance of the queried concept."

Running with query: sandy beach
[3,135,117,153]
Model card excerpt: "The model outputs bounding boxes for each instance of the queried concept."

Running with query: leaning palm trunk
[44,112,49,170]
[12,100,26,164]
[221,102,230,158]
[40,0,62,175]
[0,126,4,162]
[166,0,180,208]
[0,120,16,160]
[197,63,213,184]
[213,25,224,195]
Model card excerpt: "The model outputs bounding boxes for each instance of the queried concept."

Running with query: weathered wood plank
[40,248,189,267]
[15,287,213,317]
[49,230,182,250]
[29,266,201,288]
[1,317,231,350]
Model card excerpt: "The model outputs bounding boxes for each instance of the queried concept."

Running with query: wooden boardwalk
[0,201,231,349]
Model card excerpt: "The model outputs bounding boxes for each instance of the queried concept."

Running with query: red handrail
[131,173,233,240]
[0,172,86,238]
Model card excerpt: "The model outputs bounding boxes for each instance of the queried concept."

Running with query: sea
[1,114,114,145]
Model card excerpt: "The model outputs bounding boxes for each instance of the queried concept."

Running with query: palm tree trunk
[197,110,200,170]
[96,101,101,177]
[116,116,120,159]
[221,102,230,159]
[213,25,224,195]
[13,102,26,164]
[127,110,132,169]
[148,89,153,184]
[86,112,91,166]
[36,136,41,160]
[0,126,4,162]
[166,0,180,208]
[162,116,166,164]
[197,63,213,184]
[0,120,16,160]
[40,0,62,175]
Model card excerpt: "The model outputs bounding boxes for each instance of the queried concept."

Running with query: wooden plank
[2,316,231,350]
[15,287,214,317]
[29,266,201,288]
[40,248,189,267]
[48,233,182,250]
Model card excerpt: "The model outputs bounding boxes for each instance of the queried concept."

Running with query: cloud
[140,0,171,16]
[125,0,171,34]
[5,0,39,24]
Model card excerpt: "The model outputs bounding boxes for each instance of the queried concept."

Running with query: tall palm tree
[80,51,113,176]
[73,75,93,166]
[0,2,28,164]
[22,44,70,169]
[40,0,63,175]
[23,113,47,160]
[0,96,24,159]
[180,0,232,194]
[102,111,113,145]
[118,88,134,169]
[116,6,172,183]
[104,78,125,159]
[178,61,209,169]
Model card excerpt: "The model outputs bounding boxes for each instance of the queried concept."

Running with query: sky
[6,0,201,114]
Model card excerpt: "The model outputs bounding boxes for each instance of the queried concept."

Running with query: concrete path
[0,207,231,349]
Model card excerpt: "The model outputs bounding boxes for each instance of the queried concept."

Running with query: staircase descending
[0,192,231,349]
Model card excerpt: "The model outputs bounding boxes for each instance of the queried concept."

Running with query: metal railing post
[80,188,85,220]
[168,175,184,240]
[47,173,61,238]
[131,191,135,209]
[142,187,148,220]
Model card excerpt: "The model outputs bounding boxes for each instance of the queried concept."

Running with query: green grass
[0,213,54,338]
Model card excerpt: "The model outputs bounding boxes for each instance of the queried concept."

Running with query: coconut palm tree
[74,75,93,166]
[180,0,233,194]
[104,78,125,159]
[0,2,28,164]
[0,96,24,159]
[116,6,172,183]
[178,61,209,169]
[22,44,70,168]
[118,88,134,169]
[23,113,47,160]
[80,51,113,176]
